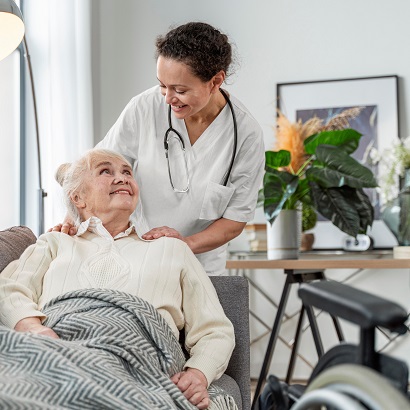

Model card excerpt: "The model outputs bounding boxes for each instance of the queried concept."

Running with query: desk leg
[332,315,345,341]
[285,304,305,384]
[305,305,324,358]
[251,275,292,410]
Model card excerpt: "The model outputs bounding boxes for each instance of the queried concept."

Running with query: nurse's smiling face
[157,56,222,120]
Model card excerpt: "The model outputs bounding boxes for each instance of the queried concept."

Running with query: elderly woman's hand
[14,317,59,339]
[171,368,209,409]
[142,226,185,241]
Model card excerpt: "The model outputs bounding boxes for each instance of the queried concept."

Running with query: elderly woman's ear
[70,193,86,209]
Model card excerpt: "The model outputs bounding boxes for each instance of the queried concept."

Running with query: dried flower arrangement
[274,107,365,172]
[260,107,378,238]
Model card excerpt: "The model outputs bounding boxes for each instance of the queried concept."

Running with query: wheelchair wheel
[307,343,409,394]
[291,388,367,410]
[295,364,410,410]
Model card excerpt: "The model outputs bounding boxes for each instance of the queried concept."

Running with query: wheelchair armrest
[298,281,408,333]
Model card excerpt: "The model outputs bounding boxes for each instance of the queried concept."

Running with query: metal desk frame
[226,252,410,409]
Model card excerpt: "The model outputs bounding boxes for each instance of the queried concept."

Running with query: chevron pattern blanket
[0,289,237,409]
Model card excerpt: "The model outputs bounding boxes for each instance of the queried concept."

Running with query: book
[245,224,267,241]
[249,239,267,252]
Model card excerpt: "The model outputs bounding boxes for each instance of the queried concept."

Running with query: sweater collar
[76,216,137,240]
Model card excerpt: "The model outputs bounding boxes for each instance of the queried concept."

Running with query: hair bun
[55,163,71,186]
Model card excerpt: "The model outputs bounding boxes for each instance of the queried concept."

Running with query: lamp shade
[0,0,24,62]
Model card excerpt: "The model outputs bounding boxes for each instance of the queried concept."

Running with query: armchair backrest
[210,275,251,410]
[0,226,36,272]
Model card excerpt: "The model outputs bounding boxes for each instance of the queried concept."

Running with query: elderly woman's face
[75,156,138,219]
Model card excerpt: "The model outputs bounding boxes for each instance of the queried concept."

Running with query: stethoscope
[164,88,238,193]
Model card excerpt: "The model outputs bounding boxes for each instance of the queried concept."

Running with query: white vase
[266,209,301,259]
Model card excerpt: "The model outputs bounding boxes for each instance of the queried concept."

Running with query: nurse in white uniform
[63,22,265,275]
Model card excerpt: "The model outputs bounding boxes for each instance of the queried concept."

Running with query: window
[0,49,21,230]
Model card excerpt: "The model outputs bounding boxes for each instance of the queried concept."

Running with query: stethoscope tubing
[219,88,238,187]
[164,88,238,190]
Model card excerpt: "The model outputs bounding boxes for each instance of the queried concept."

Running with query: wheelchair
[258,280,410,410]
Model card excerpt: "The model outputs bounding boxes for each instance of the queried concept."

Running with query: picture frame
[276,75,400,249]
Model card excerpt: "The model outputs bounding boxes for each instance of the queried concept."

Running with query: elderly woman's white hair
[55,149,133,225]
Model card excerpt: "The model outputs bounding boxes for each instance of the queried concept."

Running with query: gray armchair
[0,226,250,410]
[210,275,251,410]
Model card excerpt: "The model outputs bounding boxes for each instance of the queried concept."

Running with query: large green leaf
[292,178,312,206]
[265,150,291,171]
[263,170,299,224]
[310,183,362,237]
[354,188,375,232]
[304,129,362,155]
[306,145,378,188]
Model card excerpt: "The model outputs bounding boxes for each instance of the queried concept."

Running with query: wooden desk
[226,252,410,409]
[226,252,410,271]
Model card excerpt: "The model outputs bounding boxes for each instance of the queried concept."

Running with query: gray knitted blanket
[0,289,237,409]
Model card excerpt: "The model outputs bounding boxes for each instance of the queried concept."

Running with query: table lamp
[0,0,46,235]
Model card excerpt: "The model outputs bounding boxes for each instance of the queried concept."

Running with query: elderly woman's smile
[110,188,133,195]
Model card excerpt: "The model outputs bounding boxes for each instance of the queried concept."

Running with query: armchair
[0,226,250,410]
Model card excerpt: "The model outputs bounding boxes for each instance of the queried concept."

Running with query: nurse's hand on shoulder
[142,226,184,241]
[48,215,77,236]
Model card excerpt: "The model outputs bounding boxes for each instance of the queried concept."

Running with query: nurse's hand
[48,215,77,236]
[142,226,184,241]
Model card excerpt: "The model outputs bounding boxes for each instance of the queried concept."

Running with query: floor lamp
[0,0,46,235]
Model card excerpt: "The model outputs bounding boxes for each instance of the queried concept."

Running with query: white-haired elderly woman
[0,148,235,410]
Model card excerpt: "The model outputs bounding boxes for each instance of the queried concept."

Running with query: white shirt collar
[76,216,138,240]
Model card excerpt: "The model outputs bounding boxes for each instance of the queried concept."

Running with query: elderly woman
[0,148,235,410]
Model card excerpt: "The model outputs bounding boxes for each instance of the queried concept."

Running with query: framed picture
[276,75,400,248]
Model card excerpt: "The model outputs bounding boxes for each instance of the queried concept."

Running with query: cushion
[0,226,37,272]
[212,374,242,410]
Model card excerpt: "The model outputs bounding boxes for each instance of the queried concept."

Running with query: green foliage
[302,204,317,232]
[262,128,377,238]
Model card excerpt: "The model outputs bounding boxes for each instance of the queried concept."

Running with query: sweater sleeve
[180,245,235,386]
[0,233,59,328]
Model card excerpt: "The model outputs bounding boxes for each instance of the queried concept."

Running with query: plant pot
[300,233,315,252]
[266,209,301,259]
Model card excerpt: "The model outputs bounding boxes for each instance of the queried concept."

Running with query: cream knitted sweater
[0,220,235,385]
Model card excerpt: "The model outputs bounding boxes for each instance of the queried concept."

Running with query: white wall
[92,0,410,149]
[91,0,410,380]
[92,0,410,249]
[91,0,410,231]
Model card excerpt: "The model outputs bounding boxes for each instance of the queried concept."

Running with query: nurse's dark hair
[155,22,234,82]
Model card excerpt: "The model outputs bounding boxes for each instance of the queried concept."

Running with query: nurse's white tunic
[98,86,265,275]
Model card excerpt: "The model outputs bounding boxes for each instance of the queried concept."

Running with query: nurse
[60,22,265,275]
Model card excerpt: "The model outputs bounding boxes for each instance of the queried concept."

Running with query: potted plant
[260,110,377,256]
